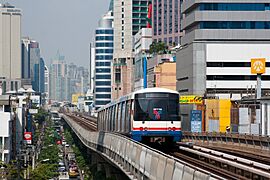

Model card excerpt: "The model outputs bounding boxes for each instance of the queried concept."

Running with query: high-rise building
[21,38,45,93]
[112,0,148,99]
[21,38,31,80]
[49,52,70,102]
[94,11,114,109]
[134,28,152,90]
[152,0,182,46]
[0,3,22,92]
[44,65,49,104]
[39,58,45,93]
[177,0,270,130]
[29,41,41,92]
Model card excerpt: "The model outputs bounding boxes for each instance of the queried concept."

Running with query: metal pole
[143,56,147,89]
[257,74,262,99]
[257,73,262,136]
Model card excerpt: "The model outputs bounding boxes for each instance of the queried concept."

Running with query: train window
[121,101,126,132]
[126,100,131,132]
[116,103,122,131]
[134,97,179,121]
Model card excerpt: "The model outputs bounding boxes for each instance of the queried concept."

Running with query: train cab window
[134,93,179,121]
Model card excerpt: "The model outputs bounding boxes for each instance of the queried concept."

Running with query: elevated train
[97,88,181,144]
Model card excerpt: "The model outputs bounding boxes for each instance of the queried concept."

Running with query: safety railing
[61,114,221,180]
[182,132,270,151]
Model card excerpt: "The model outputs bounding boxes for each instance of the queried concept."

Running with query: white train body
[97,88,182,143]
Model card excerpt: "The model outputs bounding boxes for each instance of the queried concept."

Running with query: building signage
[180,96,203,104]
[251,58,266,74]
[29,109,38,114]
[190,110,202,133]
[24,132,32,144]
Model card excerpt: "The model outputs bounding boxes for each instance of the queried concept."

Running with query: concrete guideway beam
[61,113,221,180]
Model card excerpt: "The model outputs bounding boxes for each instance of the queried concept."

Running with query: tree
[31,164,58,179]
[149,42,168,55]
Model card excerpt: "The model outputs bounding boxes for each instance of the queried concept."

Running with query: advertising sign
[29,109,38,114]
[251,58,266,74]
[190,110,202,133]
[180,96,203,104]
[24,132,32,144]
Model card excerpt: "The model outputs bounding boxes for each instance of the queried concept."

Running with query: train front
[132,89,182,145]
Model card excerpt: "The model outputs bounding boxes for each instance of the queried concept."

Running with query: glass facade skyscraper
[94,11,114,109]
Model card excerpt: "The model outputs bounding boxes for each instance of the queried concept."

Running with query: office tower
[177,0,270,130]
[112,0,148,99]
[49,52,70,102]
[29,41,41,92]
[39,58,45,93]
[152,0,182,46]
[21,38,31,80]
[44,65,49,104]
[94,11,114,109]
[0,3,22,79]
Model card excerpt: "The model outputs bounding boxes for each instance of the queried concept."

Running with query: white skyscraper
[0,3,22,80]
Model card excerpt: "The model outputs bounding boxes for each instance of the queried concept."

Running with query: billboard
[180,96,203,104]
[24,132,32,144]
[190,110,202,133]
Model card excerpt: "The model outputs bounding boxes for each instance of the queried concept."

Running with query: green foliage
[149,41,169,55]
[31,164,58,179]
[34,108,49,124]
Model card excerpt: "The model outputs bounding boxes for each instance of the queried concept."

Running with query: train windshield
[134,93,179,121]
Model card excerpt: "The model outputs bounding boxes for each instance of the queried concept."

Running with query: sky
[7,0,110,67]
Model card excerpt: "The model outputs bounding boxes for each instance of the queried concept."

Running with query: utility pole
[251,58,266,135]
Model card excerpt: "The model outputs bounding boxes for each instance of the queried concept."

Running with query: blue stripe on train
[131,130,182,142]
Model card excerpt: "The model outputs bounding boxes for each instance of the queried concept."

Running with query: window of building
[96,88,111,92]
[95,49,113,54]
[122,14,124,18]
[199,3,270,11]
[10,82,13,91]
[96,42,114,47]
[96,94,111,99]
[96,29,113,34]
[96,36,113,41]
[96,81,111,86]
[96,68,111,73]
[122,44,124,49]
[0,137,2,149]
[122,26,124,30]
[200,21,270,29]
[122,20,124,24]
[96,62,111,67]
[96,75,111,79]
[122,1,124,6]
[96,55,113,60]
[4,137,8,150]
[122,8,124,12]
[115,68,121,83]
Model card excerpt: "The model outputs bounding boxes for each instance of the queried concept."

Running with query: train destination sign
[180,95,203,104]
